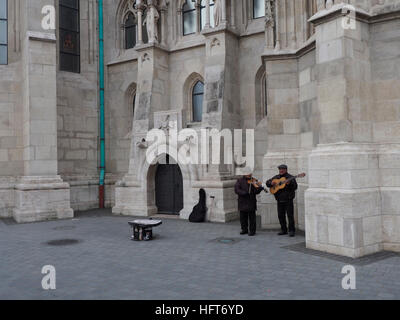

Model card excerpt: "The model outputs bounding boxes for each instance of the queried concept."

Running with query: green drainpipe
[98,0,105,208]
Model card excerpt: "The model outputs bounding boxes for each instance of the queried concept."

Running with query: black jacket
[234,177,263,212]
[266,173,298,203]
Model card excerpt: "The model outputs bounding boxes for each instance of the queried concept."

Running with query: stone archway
[140,150,196,219]
[154,158,184,215]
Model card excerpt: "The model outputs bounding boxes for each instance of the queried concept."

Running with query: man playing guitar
[266,165,298,237]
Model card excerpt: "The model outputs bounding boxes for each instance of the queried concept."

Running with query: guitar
[269,173,306,195]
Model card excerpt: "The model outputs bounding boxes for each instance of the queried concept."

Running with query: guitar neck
[285,174,302,182]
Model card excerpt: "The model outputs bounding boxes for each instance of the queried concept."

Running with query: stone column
[204,0,211,29]
[113,45,170,217]
[177,8,183,37]
[305,6,381,258]
[194,24,242,222]
[221,0,227,25]
[137,1,144,45]
[14,0,73,223]
[265,0,275,49]
[230,0,236,28]
[274,1,281,50]
[290,0,297,49]
[160,1,168,46]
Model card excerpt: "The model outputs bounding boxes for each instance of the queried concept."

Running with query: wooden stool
[128,219,162,241]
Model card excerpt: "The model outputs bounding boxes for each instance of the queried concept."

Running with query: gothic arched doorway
[155,157,184,215]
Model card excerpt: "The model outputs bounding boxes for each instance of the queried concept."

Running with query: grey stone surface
[1,209,400,300]
[1,0,400,258]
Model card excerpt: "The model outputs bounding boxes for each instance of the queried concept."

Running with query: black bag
[189,189,207,223]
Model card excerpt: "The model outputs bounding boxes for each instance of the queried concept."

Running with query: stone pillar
[290,0,297,49]
[230,0,236,28]
[221,0,227,25]
[113,45,170,217]
[177,8,183,37]
[137,1,144,45]
[274,1,281,50]
[204,0,211,29]
[305,5,381,258]
[160,1,168,46]
[14,0,73,223]
[260,56,301,230]
[265,0,275,49]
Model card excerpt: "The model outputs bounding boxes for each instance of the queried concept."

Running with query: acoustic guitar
[269,173,306,195]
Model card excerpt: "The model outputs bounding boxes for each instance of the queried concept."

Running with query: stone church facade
[0,0,400,258]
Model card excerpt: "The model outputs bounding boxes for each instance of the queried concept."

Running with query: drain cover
[213,237,241,244]
[219,239,235,243]
[53,226,76,231]
[46,239,81,246]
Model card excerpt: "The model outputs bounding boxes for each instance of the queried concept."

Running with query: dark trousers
[277,201,295,233]
[240,211,256,234]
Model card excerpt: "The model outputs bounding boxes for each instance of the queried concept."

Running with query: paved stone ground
[1,209,400,300]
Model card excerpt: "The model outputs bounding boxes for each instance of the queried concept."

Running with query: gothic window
[253,0,265,19]
[59,0,80,73]
[182,0,196,35]
[0,0,7,65]
[192,81,204,122]
[262,73,268,116]
[132,93,136,118]
[255,67,267,123]
[200,0,215,29]
[125,12,137,49]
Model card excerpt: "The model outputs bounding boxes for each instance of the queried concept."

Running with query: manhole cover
[53,226,76,231]
[212,237,242,244]
[46,239,81,246]
[219,239,235,243]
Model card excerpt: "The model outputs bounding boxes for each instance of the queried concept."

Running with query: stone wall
[56,0,99,211]
[0,0,22,218]
[370,17,400,252]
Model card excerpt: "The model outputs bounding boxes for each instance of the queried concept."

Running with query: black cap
[278,164,288,170]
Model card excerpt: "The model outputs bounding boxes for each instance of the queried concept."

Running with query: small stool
[128,219,162,241]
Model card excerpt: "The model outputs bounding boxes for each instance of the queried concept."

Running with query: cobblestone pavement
[1,209,400,300]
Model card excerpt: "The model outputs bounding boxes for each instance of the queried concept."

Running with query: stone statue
[214,0,222,27]
[265,0,275,28]
[143,4,160,43]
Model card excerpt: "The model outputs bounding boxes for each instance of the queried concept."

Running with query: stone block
[283,119,300,134]
[317,38,344,64]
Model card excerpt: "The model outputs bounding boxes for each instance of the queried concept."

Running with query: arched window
[200,0,215,30]
[255,67,267,124]
[0,0,7,65]
[253,0,265,19]
[192,81,204,123]
[262,73,268,116]
[59,0,80,73]
[182,0,196,35]
[125,12,137,49]
[132,93,136,118]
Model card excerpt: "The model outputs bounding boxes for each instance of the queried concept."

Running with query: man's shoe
[289,232,295,237]
[248,233,256,236]
[278,231,288,236]
[240,230,248,235]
